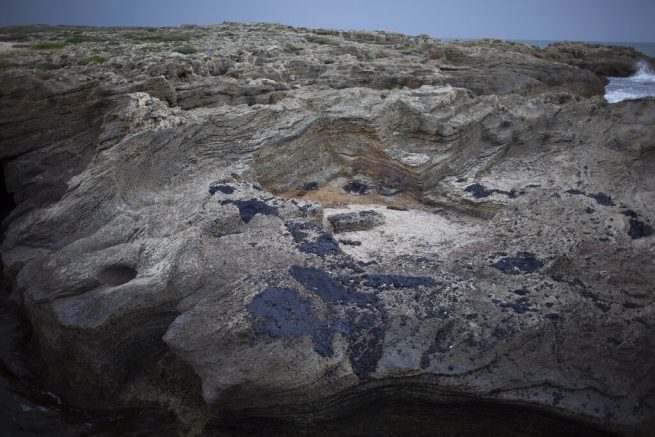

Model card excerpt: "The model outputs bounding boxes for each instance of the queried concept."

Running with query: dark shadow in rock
[492,297,535,314]
[328,210,385,233]
[0,161,16,242]
[96,265,137,286]
[207,392,619,437]
[339,239,362,246]
[302,182,319,191]
[343,180,373,195]
[420,320,455,369]
[356,274,436,290]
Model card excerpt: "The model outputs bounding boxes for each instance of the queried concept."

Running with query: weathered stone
[0,23,654,436]
[328,210,385,233]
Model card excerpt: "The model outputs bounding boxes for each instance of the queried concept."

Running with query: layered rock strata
[0,23,654,436]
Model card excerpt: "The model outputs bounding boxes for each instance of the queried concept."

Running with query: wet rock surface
[0,23,654,436]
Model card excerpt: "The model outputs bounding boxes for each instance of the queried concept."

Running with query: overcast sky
[1,0,654,42]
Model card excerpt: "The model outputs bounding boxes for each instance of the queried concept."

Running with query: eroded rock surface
[328,210,385,233]
[1,23,654,436]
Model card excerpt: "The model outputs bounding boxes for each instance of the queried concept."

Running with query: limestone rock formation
[0,23,654,436]
[328,210,385,233]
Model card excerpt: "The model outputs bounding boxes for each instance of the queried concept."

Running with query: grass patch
[125,32,191,43]
[65,35,98,44]
[305,35,339,46]
[174,45,197,54]
[30,42,67,50]
[284,43,302,53]
[37,62,64,71]
[0,33,32,42]
[397,44,414,51]
[0,59,20,70]
[81,55,107,65]
[480,38,502,44]
[0,26,39,42]
[1,25,62,36]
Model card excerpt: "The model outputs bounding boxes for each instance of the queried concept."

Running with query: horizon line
[1,22,654,45]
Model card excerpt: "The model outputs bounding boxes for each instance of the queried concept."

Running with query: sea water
[512,40,655,104]
[605,60,655,103]
[518,40,655,57]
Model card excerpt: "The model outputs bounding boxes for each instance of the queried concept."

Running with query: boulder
[328,210,385,232]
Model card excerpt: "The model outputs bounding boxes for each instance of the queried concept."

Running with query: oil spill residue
[247,286,346,357]
[621,210,654,239]
[465,183,517,199]
[221,199,278,223]
[290,266,374,305]
[565,189,615,206]
[492,252,544,274]
[285,222,341,256]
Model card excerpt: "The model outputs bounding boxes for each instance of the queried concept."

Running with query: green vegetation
[30,42,67,50]
[0,33,31,42]
[284,43,302,53]
[65,35,99,44]
[0,59,20,70]
[125,32,191,43]
[174,45,198,55]
[81,55,107,65]
[246,23,283,32]
[37,62,64,71]
[0,26,36,42]
[305,35,339,46]
[397,44,414,51]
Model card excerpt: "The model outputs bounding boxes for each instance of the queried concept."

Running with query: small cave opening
[0,161,16,241]
[208,397,619,437]
[1,161,17,294]
[97,265,138,286]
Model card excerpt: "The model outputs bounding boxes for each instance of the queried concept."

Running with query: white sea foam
[632,60,655,81]
[605,60,655,103]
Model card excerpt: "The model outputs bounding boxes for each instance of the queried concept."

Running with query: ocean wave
[605,90,643,104]
[605,60,655,103]
[632,60,655,82]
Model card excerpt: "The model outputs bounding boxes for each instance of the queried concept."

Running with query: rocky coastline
[1,23,654,435]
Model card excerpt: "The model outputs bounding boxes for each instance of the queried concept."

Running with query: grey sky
[1,0,654,42]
